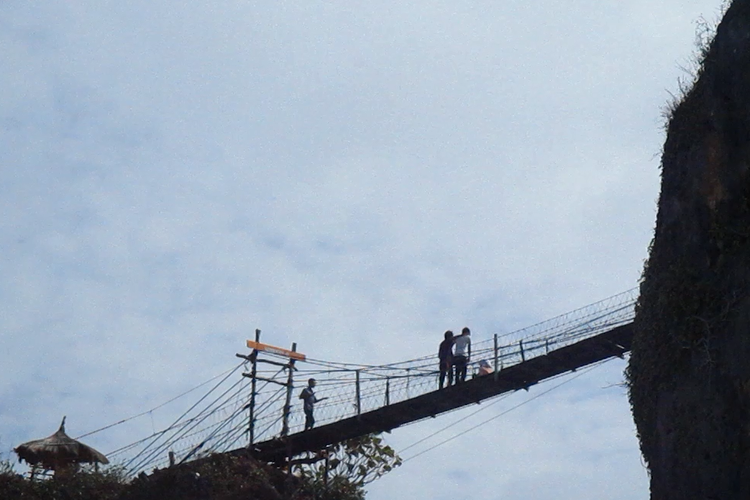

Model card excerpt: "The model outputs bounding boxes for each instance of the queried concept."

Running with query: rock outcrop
[628,1,750,498]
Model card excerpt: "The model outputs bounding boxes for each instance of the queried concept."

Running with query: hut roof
[14,417,109,470]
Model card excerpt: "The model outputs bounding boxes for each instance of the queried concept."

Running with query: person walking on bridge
[438,330,454,389]
[453,327,471,383]
[300,378,326,430]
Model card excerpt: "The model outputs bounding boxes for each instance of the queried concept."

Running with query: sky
[0,1,727,498]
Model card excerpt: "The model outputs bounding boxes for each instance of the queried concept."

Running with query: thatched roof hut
[14,417,109,471]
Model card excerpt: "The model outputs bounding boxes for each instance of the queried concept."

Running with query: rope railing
[108,288,637,474]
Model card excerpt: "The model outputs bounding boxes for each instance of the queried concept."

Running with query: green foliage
[660,5,725,138]
[0,439,398,499]
[295,434,402,499]
[0,465,130,500]
[329,434,402,486]
[120,453,295,500]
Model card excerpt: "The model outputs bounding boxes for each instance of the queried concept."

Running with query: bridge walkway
[244,322,633,462]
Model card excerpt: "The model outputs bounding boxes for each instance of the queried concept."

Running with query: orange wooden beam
[246,340,306,361]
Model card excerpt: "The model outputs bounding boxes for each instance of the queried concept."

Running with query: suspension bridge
[95,288,638,474]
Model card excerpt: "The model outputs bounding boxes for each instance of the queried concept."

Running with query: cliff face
[628,1,750,498]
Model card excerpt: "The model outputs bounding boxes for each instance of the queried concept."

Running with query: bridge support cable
[178,387,257,464]
[401,358,610,462]
[110,288,637,473]
[125,374,249,473]
[123,365,293,473]
[209,383,288,454]
[240,322,633,463]
[76,364,243,443]
[120,362,245,470]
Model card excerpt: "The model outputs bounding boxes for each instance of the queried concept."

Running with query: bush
[0,446,389,500]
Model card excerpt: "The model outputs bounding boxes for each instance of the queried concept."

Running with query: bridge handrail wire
[125,374,249,473]
[111,288,637,474]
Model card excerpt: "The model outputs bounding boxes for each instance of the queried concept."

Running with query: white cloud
[0,0,721,497]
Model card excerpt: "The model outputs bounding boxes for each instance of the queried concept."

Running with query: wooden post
[249,329,260,446]
[385,377,390,406]
[281,343,298,437]
[286,440,293,479]
[355,370,361,415]
[519,340,525,362]
[493,334,499,381]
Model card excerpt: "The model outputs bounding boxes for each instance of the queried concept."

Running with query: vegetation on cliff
[627,1,750,497]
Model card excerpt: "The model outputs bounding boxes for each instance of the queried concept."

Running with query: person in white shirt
[453,327,471,383]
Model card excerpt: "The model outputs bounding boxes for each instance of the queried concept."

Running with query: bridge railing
[112,288,637,474]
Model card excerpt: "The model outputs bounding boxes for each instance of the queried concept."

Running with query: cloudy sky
[0,1,725,498]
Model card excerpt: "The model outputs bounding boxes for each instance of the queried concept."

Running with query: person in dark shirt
[299,378,326,430]
[438,330,455,389]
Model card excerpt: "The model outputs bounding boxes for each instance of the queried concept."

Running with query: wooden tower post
[248,329,260,446]
[280,343,298,437]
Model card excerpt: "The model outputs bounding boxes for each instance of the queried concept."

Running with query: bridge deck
[238,322,633,463]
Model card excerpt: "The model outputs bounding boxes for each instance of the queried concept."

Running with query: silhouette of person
[438,330,454,389]
[300,378,326,430]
